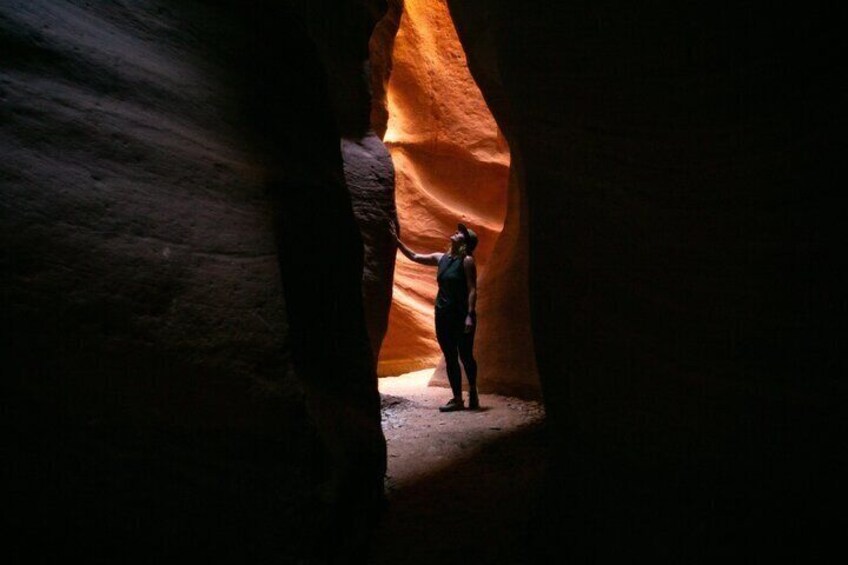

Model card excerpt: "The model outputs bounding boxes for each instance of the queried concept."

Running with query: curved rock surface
[376,0,512,379]
[448,0,841,560]
[2,0,840,561]
[343,134,397,361]
[1,1,389,561]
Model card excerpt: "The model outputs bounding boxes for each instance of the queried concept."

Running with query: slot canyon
[1,1,840,563]
[375,0,539,400]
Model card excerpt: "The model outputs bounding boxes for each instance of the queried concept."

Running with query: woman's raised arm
[390,222,442,266]
[395,233,442,266]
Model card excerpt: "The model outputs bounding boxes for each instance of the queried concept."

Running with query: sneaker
[468,389,480,410]
[439,398,465,412]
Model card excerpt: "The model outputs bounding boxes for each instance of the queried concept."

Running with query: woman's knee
[445,352,459,370]
[460,357,477,374]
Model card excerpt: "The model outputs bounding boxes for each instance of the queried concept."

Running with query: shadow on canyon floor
[371,370,548,564]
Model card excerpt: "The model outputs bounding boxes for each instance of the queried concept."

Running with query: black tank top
[436,254,468,314]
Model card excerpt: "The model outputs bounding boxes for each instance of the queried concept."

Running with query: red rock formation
[3,0,839,560]
[375,0,512,377]
[372,0,540,399]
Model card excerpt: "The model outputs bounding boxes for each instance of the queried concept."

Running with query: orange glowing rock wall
[376,0,510,376]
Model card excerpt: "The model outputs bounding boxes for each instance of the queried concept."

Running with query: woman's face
[450,231,466,246]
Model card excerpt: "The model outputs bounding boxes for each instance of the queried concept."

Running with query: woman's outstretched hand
[392,221,442,266]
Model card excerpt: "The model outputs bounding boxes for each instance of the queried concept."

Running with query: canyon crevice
[1,0,841,562]
[374,0,540,399]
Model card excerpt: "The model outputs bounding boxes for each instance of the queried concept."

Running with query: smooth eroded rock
[1,1,388,560]
[376,0,511,378]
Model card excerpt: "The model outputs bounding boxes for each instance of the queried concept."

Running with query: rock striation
[2,0,840,560]
[371,0,540,398]
[375,0,513,379]
[1,1,390,561]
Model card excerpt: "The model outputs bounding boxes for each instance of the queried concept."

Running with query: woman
[393,223,479,411]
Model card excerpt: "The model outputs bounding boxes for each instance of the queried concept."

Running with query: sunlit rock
[376,0,509,376]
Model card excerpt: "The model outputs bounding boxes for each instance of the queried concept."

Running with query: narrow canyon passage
[367,4,547,557]
[375,0,513,378]
[2,1,837,562]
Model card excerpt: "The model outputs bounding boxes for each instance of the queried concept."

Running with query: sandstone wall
[448,0,841,559]
[372,0,539,399]
[1,1,389,561]
[375,0,510,377]
[2,0,840,559]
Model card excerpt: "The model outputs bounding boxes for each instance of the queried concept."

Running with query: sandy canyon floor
[372,369,548,564]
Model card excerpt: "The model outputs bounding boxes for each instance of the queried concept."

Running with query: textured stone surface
[448,0,842,560]
[1,1,387,561]
[457,149,539,399]
[371,0,539,398]
[368,0,403,140]
[300,0,400,368]
[3,0,841,560]
[376,0,511,378]
[343,134,397,361]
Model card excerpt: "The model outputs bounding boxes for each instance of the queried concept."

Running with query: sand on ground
[373,368,548,564]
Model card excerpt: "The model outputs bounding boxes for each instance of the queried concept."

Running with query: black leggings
[435,310,477,398]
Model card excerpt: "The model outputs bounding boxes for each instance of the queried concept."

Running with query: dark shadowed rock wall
[342,135,397,360]
[448,1,842,561]
[291,0,398,363]
[367,0,403,141]
[3,0,842,560]
[1,1,389,562]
